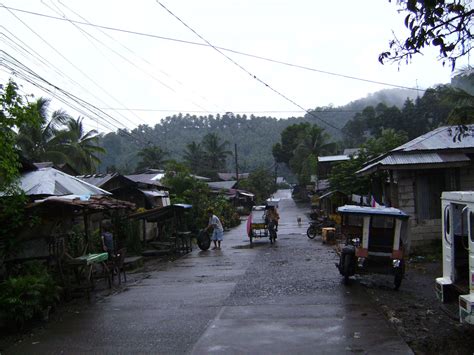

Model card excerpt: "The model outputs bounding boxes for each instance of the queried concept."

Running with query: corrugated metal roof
[207,181,237,190]
[394,125,474,152]
[139,189,169,197]
[125,173,164,186]
[14,168,110,196]
[318,155,350,163]
[76,173,117,187]
[357,152,471,175]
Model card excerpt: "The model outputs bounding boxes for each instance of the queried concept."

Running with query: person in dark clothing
[101,220,115,257]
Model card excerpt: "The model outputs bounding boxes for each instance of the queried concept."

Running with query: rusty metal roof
[29,194,135,211]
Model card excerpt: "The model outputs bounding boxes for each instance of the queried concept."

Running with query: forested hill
[97,88,419,173]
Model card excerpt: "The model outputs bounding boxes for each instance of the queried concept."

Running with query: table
[67,253,111,297]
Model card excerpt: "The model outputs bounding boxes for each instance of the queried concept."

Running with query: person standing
[101,220,115,257]
[205,208,224,250]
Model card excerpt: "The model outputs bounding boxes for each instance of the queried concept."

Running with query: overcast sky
[0,0,469,132]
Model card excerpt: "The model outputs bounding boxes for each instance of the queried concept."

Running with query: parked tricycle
[336,205,410,290]
[436,191,474,324]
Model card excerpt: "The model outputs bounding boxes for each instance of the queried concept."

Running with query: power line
[155,1,344,133]
[98,107,365,114]
[0,51,150,144]
[2,5,144,130]
[0,4,425,93]
[56,0,226,114]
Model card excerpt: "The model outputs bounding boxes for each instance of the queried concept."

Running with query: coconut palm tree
[136,145,168,172]
[201,133,231,178]
[55,117,106,174]
[183,141,206,175]
[16,98,70,164]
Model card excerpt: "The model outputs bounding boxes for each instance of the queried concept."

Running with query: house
[356,125,474,246]
[78,172,170,209]
[218,172,249,181]
[314,154,352,194]
[207,180,255,209]
[1,167,134,263]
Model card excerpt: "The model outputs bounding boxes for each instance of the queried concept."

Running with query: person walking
[205,208,224,250]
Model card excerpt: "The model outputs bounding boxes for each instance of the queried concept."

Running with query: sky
[0,0,470,133]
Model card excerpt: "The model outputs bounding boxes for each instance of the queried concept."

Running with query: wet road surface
[6,190,412,354]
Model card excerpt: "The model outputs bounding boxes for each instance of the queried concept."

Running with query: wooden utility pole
[234,143,239,183]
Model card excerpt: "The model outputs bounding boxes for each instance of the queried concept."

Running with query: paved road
[7,190,412,354]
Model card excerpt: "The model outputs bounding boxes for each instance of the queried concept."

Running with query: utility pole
[274,162,278,185]
[234,143,239,184]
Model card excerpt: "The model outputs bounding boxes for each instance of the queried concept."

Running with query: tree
[0,80,39,264]
[273,123,336,185]
[182,141,206,175]
[16,98,71,166]
[136,145,168,172]
[329,129,408,195]
[55,117,105,174]
[201,133,231,178]
[238,167,276,204]
[380,0,474,70]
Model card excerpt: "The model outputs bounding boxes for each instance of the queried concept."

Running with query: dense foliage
[238,167,277,204]
[97,89,417,176]
[161,162,240,230]
[273,123,336,185]
[329,129,409,195]
[380,0,473,69]
[0,261,61,328]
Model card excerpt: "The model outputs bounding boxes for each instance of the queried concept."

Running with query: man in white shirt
[205,208,224,250]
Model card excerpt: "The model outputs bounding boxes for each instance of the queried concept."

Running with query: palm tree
[201,133,232,178]
[16,98,70,164]
[290,125,336,185]
[56,117,106,174]
[136,145,168,172]
[183,141,206,175]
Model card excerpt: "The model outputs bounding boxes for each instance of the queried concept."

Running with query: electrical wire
[0,4,425,93]
[0,51,150,144]
[56,0,227,114]
[155,1,344,133]
[2,4,144,130]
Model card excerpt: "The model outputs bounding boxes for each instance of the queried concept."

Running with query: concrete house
[357,125,474,246]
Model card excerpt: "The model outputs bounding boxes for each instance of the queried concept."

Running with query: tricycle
[247,199,280,246]
[336,205,410,290]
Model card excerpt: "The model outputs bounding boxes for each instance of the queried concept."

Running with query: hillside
[97,87,426,173]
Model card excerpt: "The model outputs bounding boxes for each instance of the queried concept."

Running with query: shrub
[0,264,61,328]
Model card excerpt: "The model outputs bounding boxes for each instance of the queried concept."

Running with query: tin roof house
[357,125,474,246]
[77,172,170,209]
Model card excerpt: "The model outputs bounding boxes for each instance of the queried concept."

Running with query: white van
[436,191,474,324]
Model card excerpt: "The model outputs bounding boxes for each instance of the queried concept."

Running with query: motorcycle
[268,220,277,244]
[306,218,335,239]
[337,236,360,284]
